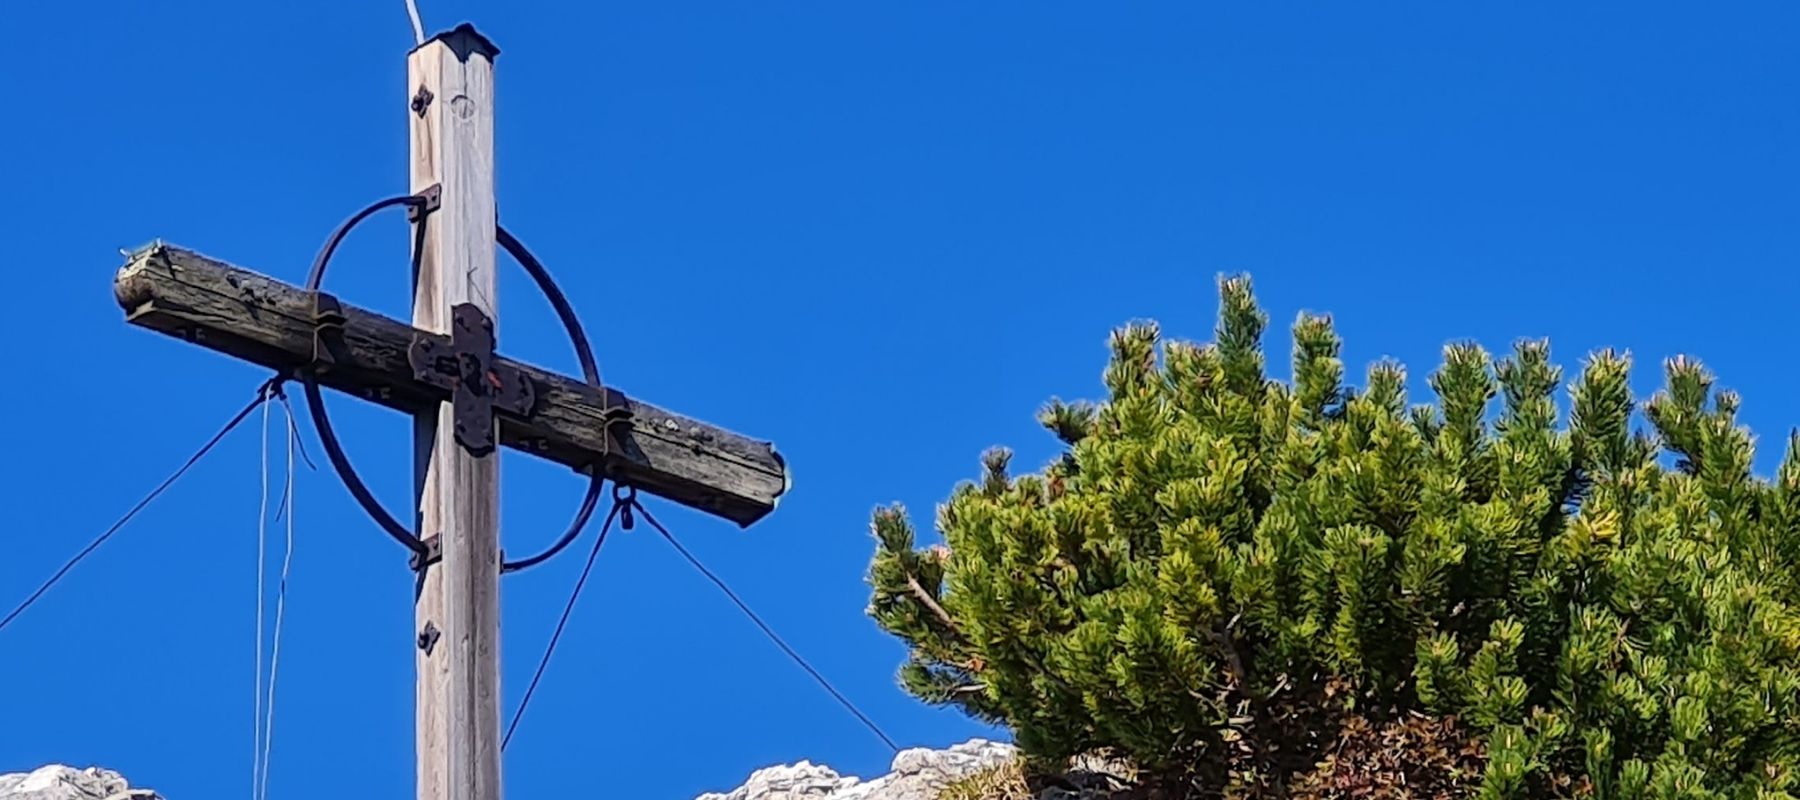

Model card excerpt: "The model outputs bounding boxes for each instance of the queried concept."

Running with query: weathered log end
[112,241,176,313]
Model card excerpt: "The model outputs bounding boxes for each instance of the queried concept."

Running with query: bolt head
[411,85,435,117]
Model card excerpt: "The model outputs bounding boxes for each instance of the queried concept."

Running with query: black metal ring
[299,193,608,570]
[495,224,605,573]
[303,193,431,555]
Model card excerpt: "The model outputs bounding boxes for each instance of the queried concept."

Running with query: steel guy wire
[631,497,903,753]
[0,378,280,636]
[502,500,624,752]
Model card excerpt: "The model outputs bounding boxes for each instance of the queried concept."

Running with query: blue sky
[4,2,1798,798]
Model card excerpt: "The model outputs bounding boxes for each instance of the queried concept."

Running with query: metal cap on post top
[414,22,500,62]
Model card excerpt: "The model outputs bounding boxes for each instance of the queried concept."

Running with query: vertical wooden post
[409,23,502,800]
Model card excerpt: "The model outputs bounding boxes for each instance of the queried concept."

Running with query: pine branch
[1209,617,1251,696]
[907,571,968,643]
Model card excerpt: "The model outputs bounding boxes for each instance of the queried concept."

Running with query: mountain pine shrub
[868,276,1800,798]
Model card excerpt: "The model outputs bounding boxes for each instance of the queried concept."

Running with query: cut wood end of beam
[115,241,210,300]
[773,448,792,511]
[113,241,159,304]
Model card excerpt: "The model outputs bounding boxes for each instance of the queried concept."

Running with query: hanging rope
[1,378,280,636]
[260,393,298,800]
[251,387,299,800]
[251,398,271,800]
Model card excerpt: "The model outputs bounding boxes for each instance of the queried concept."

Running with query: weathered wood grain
[411,26,502,800]
[113,242,789,526]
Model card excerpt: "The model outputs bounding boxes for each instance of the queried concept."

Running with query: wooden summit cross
[109,24,787,800]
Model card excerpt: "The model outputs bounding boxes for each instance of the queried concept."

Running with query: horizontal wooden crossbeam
[113,243,787,526]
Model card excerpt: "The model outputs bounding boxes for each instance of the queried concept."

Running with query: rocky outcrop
[0,766,159,800]
[696,739,1018,800]
[6,743,1026,800]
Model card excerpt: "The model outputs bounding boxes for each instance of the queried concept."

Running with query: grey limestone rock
[0,766,159,800]
[6,741,1025,800]
[697,739,1017,800]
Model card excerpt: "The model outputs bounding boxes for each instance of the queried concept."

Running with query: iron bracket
[407,303,535,457]
[411,85,435,118]
[407,184,442,223]
[600,395,633,463]
[417,620,441,655]
[409,535,443,571]
[312,291,346,370]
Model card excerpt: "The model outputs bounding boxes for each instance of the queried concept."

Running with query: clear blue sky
[4,2,1798,798]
